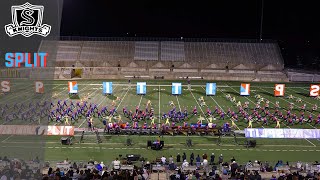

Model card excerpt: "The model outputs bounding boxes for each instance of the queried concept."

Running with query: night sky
[60,0,320,68]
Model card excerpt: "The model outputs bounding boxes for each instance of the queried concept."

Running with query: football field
[0,80,320,164]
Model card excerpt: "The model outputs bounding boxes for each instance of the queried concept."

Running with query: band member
[275,119,280,128]
[247,118,253,128]
[64,115,70,125]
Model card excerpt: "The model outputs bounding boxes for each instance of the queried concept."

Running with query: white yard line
[1,135,13,143]
[200,86,241,131]
[138,95,143,108]
[188,89,209,123]
[225,83,265,129]
[72,82,106,128]
[175,95,182,112]
[1,84,66,125]
[115,86,130,111]
[78,83,126,128]
[287,87,315,106]
[252,86,317,147]
[256,86,319,129]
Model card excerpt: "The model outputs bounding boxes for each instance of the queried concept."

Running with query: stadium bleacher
[1,38,286,81]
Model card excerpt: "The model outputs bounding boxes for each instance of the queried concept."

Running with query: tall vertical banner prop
[103,82,113,95]
[172,83,182,95]
[274,84,285,97]
[240,83,250,96]
[206,83,216,95]
[310,84,320,97]
[68,81,78,94]
[35,81,44,93]
[137,82,146,95]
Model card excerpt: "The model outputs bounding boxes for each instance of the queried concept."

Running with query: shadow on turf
[106,95,117,100]
[225,91,238,96]
[192,90,205,96]
[296,92,309,98]
[69,94,80,99]
[260,91,274,96]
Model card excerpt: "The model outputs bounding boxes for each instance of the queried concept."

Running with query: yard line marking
[77,86,108,128]
[284,87,320,137]
[1,135,13,143]
[188,88,209,123]
[1,84,64,125]
[304,139,316,147]
[249,86,317,147]
[254,86,319,143]
[287,87,314,106]
[175,95,182,112]
[115,86,130,111]
[256,86,318,126]
[226,83,265,129]
[202,86,241,130]
[138,95,143,108]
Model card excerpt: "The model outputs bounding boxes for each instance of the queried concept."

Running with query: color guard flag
[310,84,320,97]
[35,81,44,93]
[68,81,78,94]
[103,82,113,95]
[136,82,146,95]
[206,83,216,95]
[240,83,250,96]
[274,84,285,96]
[172,83,182,95]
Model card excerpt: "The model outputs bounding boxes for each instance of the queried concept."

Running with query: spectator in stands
[230,161,238,177]
[112,158,121,171]
[201,171,207,179]
[210,153,215,165]
[270,174,277,180]
[161,155,166,165]
[72,169,79,180]
[202,153,207,160]
[169,155,174,164]
[71,162,77,169]
[176,153,181,163]
[246,160,253,168]
[194,170,201,179]
[100,161,105,169]
[88,159,94,165]
[64,158,69,164]
[34,156,40,163]
[182,152,187,162]
[297,161,302,170]
[203,158,208,171]
[182,160,189,170]
[196,155,201,169]
[2,156,9,162]
[190,152,194,166]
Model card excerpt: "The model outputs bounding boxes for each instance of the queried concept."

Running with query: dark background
[62,0,318,69]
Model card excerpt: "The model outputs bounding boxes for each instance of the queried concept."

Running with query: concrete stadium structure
[2,37,293,82]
